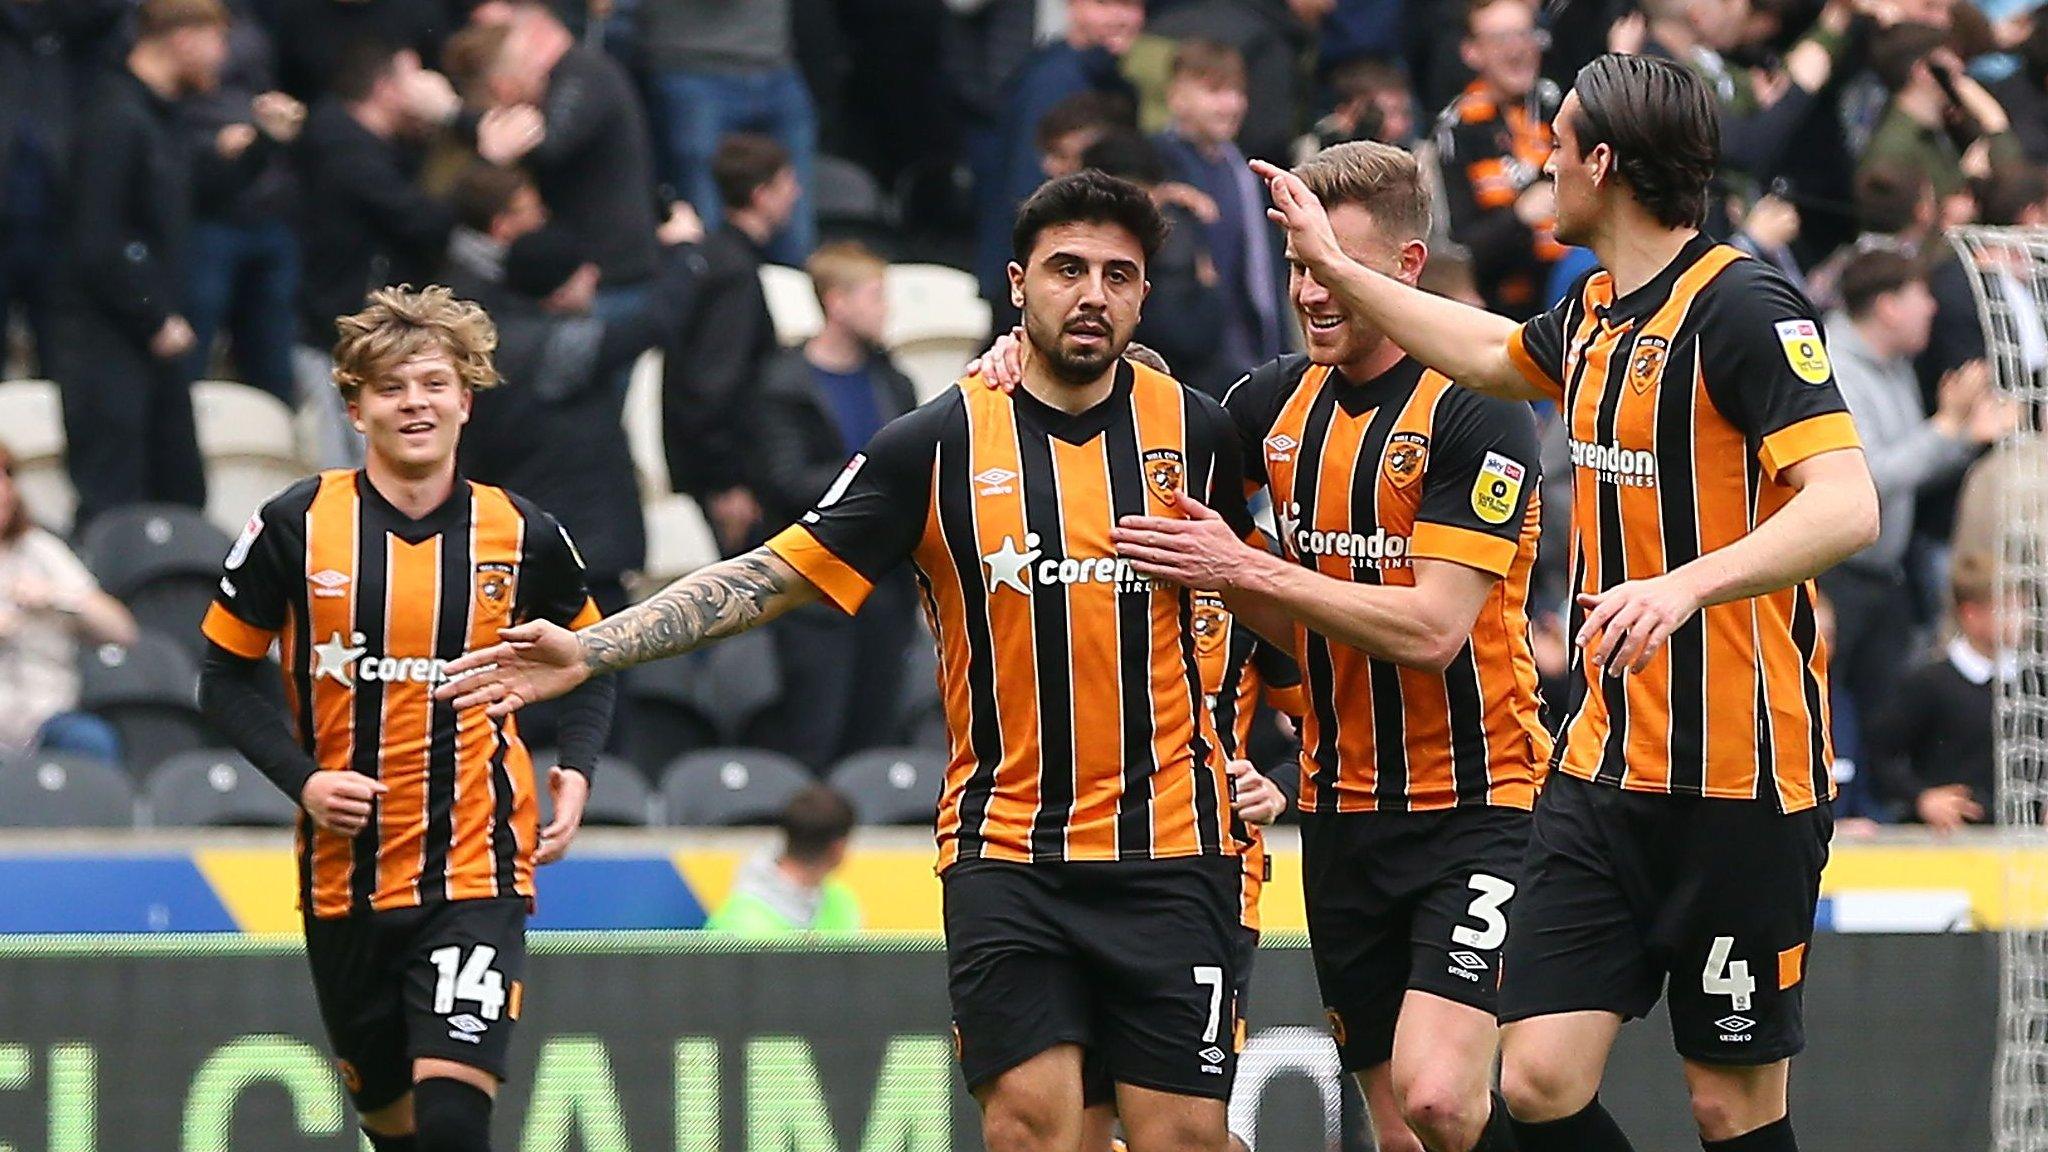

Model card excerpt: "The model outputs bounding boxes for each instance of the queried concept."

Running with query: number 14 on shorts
[431,944,508,1021]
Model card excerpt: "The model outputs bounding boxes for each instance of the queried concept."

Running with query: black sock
[1703,1115,1797,1152]
[364,1133,417,1152]
[1509,1095,1637,1152]
[1470,1091,1520,1151]
[413,1077,493,1152]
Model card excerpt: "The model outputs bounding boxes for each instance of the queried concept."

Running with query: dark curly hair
[1011,170,1169,266]
[1570,54,1720,230]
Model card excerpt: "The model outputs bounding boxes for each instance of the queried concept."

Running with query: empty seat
[661,748,812,826]
[530,752,656,827]
[193,381,297,461]
[77,631,209,777]
[11,457,73,537]
[894,338,983,404]
[623,349,669,497]
[618,629,782,748]
[0,379,63,461]
[205,457,307,538]
[884,263,990,346]
[80,504,232,599]
[145,750,297,827]
[760,263,823,346]
[814,154,888,229]
[827,746,945,826]
[635,493,719,596]
[0,753,136,828]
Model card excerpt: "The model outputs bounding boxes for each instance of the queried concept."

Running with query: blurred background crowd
[0,0,2034,837]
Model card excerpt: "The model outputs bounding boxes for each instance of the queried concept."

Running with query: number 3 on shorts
[1702,936,1755,1012]
[430,945,507,1020]
[1451,874,1515,951]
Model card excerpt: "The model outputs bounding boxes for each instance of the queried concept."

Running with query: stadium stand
[78,505,232,662]
[533,752,658,827]
[143,750,297,828]
[191,381,305,536]
[660,748,812,827]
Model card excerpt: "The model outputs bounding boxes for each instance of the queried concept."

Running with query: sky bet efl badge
[1471,451,1525,525]
[1775,318,1832,384]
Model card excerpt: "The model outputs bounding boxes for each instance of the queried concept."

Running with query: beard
[1025,308,1124,384]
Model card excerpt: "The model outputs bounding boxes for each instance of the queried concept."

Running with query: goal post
[1948,226,2048,1152]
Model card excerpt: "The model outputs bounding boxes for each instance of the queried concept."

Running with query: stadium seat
[193,381,297,460]
[144,750,297,828]
[0,752,136,828]
[623,349,670,496]
[79,505,233,660]
[635,493,720,596]
[660,748,812,826]
[76,631,210,778]
[827,747,945,826]
[884,263,990,346]
[531,752,657,827]
[621,658,718,772]
[0,378,63,462]
[205,457,307,538]
[13,457,73,536]
[814,154,890,237]
[618,629,782,751]
[760,263,823,346]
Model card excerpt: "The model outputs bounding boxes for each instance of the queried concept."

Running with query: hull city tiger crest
[1192,595,1230,656]
[475,562,514,608]
[1383,432,1428,488]
[1143,448,1186,502]
[1629,334,1669,394]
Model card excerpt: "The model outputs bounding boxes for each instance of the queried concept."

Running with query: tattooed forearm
[580,547,796,673]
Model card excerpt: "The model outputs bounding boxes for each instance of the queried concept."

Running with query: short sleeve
[201,496,300,659]
[1220,354,1309,489]
[765,402,939,615]
[520,508,603,630]
[1411,390,1541,577]
[1700,268,1862,481]
[1507,273,1589,402]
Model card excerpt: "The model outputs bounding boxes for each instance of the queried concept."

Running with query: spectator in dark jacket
[1080,130,1229,395]
[259,0,462,103]
[443,4,662,315]
[1867,552,2006,830]
[975,0,1142,319]
[49,0,233,529]
[456,203,707,615]
[755,241,917,769]
[0,0,127,376]
[180,5,304,403]
[1155,40,1285,376]
[663,134,796,555]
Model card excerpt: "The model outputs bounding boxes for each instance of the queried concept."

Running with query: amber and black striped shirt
[767,361,1252,873]
[1193,592,1303,932]
[202,470,602,919]
[1226,354,1551,813]
[1506,235,1862,813]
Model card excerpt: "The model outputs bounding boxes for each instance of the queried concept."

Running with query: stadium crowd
[0,0,2032,830]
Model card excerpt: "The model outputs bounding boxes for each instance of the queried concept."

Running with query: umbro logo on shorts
[1449,951,1488,971]
[448,1014,487,1043]
[1715,1015,1755,1034]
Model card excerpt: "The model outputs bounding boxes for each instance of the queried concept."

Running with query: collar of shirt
[1948,635,2015,685]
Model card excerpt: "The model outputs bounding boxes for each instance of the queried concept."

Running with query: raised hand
[436,619,591,717]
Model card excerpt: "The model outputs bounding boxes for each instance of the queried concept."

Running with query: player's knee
[1498,1056,1594,1124]
[1227,1133,1253,1152]
[1122,1112,1227,1152]
[1398,1079,1486,1151]
[1685,1078,1781,1141]
[413,1077,493,1152]
[980,1096,1072,1152]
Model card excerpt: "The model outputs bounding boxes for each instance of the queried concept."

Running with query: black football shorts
[1499,771,1831,1065]
[945,856,1242,1100]
[1300,805,1530,1071]
[303,897,529,1110]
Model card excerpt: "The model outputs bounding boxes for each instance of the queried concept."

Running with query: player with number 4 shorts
[1253,54,1877,1152]
[197,288,617,1152]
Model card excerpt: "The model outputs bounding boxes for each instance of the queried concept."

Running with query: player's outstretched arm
[1251,159,1542,402]
[438,547,821,717]
[1577,449,1879,674]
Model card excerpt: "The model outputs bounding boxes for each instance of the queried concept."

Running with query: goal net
[1949,226,2048,1152]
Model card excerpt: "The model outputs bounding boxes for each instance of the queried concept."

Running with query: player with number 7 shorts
[974,140,1547,1152]
[196,287,616,1152]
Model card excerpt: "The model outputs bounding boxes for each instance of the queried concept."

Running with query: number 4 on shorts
[1702,936,1755,1012]
[430,945,507,1020]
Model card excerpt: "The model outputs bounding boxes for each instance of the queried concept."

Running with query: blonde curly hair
[331,285,502,402]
